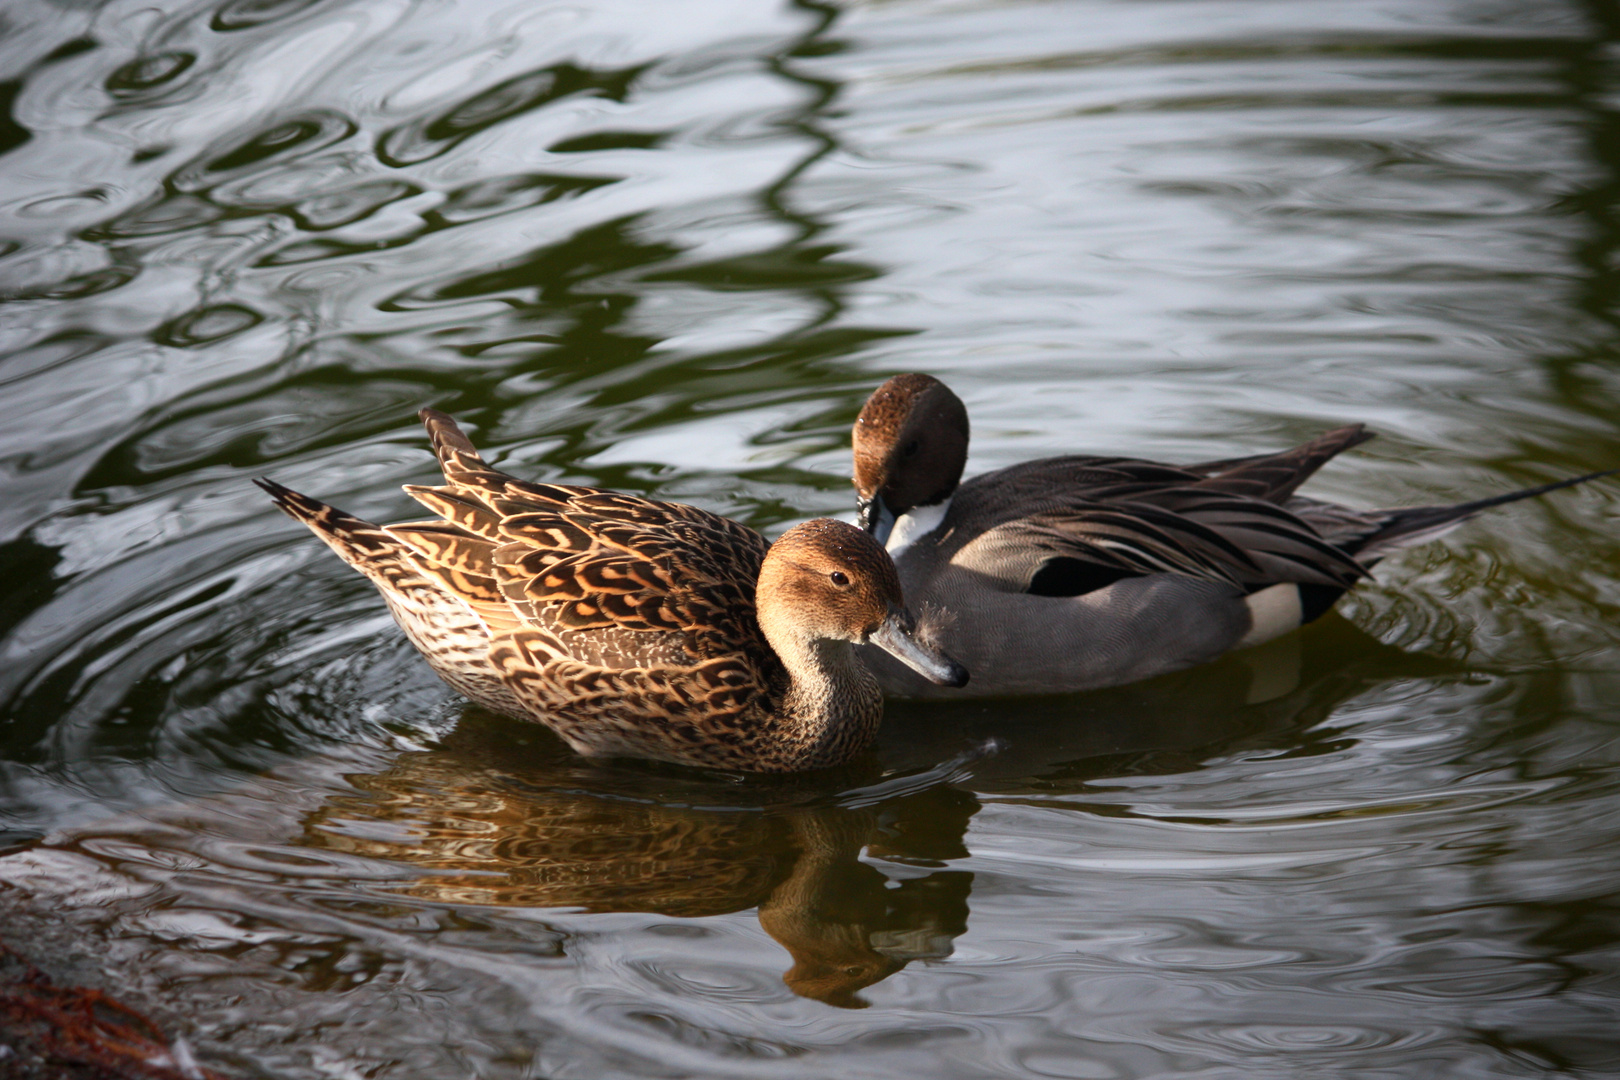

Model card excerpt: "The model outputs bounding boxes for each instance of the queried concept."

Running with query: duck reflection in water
[297,715,976,1008]
[290,612,1445,1007]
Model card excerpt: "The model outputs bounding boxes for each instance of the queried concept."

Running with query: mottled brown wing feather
[402,485,510,540]
[254,478,527,714]
[406,411,775,671]
[490,632,774,769]
[489,503,770,659]
[386,520,523,634]
[257,482,446,602]
[259,411,808,770]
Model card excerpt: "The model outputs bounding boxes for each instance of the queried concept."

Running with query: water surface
[2,0,1620,1077]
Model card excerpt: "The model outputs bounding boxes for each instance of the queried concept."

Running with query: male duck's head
[759,519,968,688]
[852,374,970,546]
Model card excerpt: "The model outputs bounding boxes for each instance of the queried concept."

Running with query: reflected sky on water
[2,0,1620,1076]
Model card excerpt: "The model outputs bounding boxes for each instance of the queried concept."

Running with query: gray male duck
[853,373,1613,698]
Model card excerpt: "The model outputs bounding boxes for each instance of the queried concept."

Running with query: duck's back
[402,473,772,663]
[392,444,792,756]
[269,409,794,762]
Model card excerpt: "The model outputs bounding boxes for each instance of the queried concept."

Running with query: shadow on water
[283,611,1447,1007]
[297,717,975,1009]
[878,612,1463,792]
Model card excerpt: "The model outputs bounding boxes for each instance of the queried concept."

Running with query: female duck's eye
[902,439,921,458]
[830,571,850,586]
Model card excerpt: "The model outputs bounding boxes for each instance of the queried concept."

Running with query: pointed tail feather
[256,476,520,710]
[256,477,429,591]
[1351,467,1619,560]
[418,407,491,484]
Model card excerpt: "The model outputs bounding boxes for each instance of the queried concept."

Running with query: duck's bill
[870,610,969,688]
[858,495,896,546]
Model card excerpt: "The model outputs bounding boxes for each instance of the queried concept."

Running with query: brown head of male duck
[257,409,967,772]
[853,373,1615,698]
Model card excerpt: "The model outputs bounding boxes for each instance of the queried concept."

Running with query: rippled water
[3,0,1620,1076]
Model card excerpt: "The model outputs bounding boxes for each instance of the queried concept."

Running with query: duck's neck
[764,632,883,770]
[886,496,951,558]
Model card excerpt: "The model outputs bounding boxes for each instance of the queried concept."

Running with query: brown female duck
[853,373,1612,698]
[258,409,966,771]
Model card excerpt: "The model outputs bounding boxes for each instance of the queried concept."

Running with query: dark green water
[3,0,1620,1076]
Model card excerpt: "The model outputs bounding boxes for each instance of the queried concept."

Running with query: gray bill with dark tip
[870,608,969,687]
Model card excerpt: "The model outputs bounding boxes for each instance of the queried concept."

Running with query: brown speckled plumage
[257,409,965,771]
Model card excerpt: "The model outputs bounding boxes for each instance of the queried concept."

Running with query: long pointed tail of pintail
[256,476,336,526]
[256,477,379,543]
[1352,466,1619,560]
[255,477,420,584]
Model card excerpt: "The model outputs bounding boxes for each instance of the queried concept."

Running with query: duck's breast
[863,560,1254,698]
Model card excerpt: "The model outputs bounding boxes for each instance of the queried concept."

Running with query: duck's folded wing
[502,499,769,654]
[406,484,768,658]
[962,425,1372,509]
[488,644,767,756]
[952,491,1368,597]
[1156,424,1374,504]
[398,411,774,666]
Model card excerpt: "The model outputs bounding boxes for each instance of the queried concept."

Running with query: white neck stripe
[886,497,951,558]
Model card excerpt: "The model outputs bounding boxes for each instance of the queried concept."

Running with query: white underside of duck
[1235,583,1305,650]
